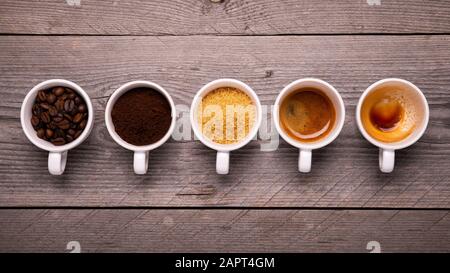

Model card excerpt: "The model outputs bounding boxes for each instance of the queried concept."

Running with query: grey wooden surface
[0,0,449,252]
[0,209,449,253]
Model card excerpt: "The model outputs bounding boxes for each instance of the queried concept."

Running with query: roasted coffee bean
[46,93,56,104]
[56,119,70,130]
[37,128,45,139]
[65,135,74,143]
[79,119,87,129]
[63,113,73,122]
[78,104,87,113]
[31,115,40,127]
[55,99,65,111]
[74,130,82,139]
[46,129,54,138]
[53,87,65,96]
[40,112,51,123]
[64,99,75,112]
[31,86,88,146]
[48,106,58,116]
[37,90,47,102]
[40,103,50,110]
[51,137,66,146]
[73,113,84,123]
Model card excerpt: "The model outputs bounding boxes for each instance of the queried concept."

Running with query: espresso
[111,88,172,146]
[279,88,335,142]
[361,86,418,143]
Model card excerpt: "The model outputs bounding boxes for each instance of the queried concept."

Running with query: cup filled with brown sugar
[190,79,262,174]
[105,81,176,174]
[20,79,94,175]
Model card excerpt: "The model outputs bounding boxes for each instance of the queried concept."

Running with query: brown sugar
[198,87,255,144]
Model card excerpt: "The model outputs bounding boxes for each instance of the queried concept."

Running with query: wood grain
[1,0,450,35]
[0,35,449,208]
[0,209,448,252]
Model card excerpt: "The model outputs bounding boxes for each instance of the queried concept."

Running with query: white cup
[190,79,262,175]
[105,81,176,175]
[20,79,94,175]
[356,78,429,173]
[273,78,346,173]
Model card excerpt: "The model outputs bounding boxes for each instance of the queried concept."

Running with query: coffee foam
[361,85,421,143]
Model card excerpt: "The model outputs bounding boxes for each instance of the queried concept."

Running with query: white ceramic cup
[105,81,176,175]
[20,79,94,175]
[273,78,346,173]
[190,79,262,175]
[356,78,429,173]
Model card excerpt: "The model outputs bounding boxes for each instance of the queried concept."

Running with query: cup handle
[134,151,149,175]
[299,149,312,173]
[216,151,229,175]
[379,149,395,173]
[48,151,68,175]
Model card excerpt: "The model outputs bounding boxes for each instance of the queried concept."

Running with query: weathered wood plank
[0,35,449,207]
[0,209,448,252]
[1,0,450,35]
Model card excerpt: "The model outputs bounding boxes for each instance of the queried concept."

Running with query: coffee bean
[63,113,73,122]
[31,115,40,127]
[46,129,54,138]
[37,90,47,102]
[55,99,65,111]
[48,106,58,116]
[73,113,84,123]
[37,128,45,139]
[65,135,74,143]
[68,92,76,99]
[51,137,66,146]
[46,93,56,104]
[78,104,87,113]
[74,130,82,139]
[40,103,50,110]
[64,99,75,112]
[40,112,51,123]
[68,129,76,136]
[79,119,87,129]
[56,119,70,130]
[53,116,63,122]
[53,87,65,96]
[74,97,81,105]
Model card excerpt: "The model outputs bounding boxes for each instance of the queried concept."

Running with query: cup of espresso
[21,79,94,175]
[356,78,429,173]
[273,78,346,173]
[105,81,176,174]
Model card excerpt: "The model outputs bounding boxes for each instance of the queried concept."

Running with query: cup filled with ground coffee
[20,79,94,175]
[190,79,262,174]
[273,78,345,173]
[356,78,429,173]
[105,81,176,174]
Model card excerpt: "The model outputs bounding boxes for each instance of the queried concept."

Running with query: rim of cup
[104,80,176,152]
[20,79,94,153]
[190,79,262,152]
[273,78,346,150]
[356,78,429,151]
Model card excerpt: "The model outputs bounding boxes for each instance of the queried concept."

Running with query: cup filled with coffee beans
[105,81,176,174]
[20,79,94,175]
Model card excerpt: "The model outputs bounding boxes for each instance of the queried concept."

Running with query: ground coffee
[111,87,172,146]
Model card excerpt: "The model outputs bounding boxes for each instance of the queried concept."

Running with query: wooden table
[0,0,449,253]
